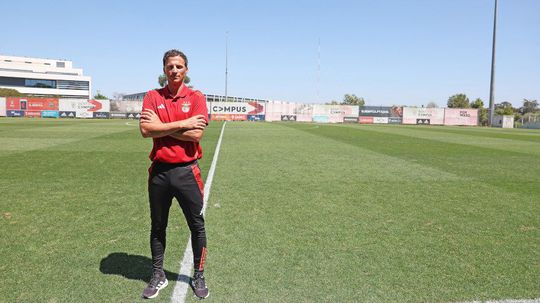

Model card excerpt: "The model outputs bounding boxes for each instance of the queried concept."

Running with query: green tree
[0,88,24,97]
[447,94,470,108]
[426,101,438,108]
[341,94,365,106]
[495,102,515,116]
[468,98,488,125]
[94,91,109,100]
[478,108,489,126]
[470,98,484,109]
[158,74,191,87]
[326,100,339,105]
[158,74,167,87]
[519,99,538,114]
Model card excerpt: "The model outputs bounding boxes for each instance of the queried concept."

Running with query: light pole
[488,0,498,126]
[225,31,229,103]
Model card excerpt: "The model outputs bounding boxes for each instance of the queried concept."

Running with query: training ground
[0,118,538,302]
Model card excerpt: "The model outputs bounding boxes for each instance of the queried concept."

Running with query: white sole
[143,279,169,299]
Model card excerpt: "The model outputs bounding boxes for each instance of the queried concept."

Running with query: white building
[0,55,91,99]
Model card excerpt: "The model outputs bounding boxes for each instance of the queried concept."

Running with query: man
[139,49,209,299]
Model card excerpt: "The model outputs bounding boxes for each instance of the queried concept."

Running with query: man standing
[139,49,209,299]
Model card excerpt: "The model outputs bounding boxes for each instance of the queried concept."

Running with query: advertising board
[0,97,5,116]
[359,106,391,117]
[403,107,444,125]
[59,111,76,118]
[359,116,374,124]
[247,115,265,121]
[59,99,110,118]
[210,114,247,121]
[41,110,60,118]
[7,110,24,117]
[373,117,389,124]
[443,108,478,126]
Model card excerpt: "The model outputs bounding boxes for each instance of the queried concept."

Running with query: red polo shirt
[142,85,208,164]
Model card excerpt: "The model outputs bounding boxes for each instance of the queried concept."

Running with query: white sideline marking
[171,121,227,303]
[459,300,540,303]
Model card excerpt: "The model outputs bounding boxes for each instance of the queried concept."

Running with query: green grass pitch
[0,118,538,302]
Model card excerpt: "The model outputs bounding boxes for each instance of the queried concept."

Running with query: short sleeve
[142,90,156,112]
[192,91,209,124]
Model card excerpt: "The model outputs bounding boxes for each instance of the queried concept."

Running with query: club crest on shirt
[182,101,191,113]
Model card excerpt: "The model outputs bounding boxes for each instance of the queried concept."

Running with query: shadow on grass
[99,252,191,285]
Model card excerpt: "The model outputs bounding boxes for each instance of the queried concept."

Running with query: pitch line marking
[171,121,227,303]
[458,299,540,303]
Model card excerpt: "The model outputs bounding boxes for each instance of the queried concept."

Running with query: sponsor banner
[59,99,110,118]
[59,111,76,118]
[110,113,128,119]
[359,116,374,124]
[25,111,41,118]
[126,113,141,119]
[403,107,444,125]
[359,106,391,117]
[373,117,389,124]
[6,98,20,110]
[312,115,329,123]
[247,115,265,121]
[93,112,110,119]
[444,108,478,126]
[390,106,403,117]
[343,116,359,123]
[388,117,402,124]
[41,110,59,118]
[209,101,265,115]
[313,105,359,123]
[27,98,59,111]
[6,97,59,111]
[110,100,143,113]
[7,110,24,117]
[266,101,313,120]
[312,105,358,116]
[211,114,247,121]
[0,97,5,116]
[281,115,297,121]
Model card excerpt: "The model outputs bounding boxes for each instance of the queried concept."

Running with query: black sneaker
[191,272,209,299]
[142,270,168,299]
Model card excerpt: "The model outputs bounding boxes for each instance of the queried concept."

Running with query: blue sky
[2,0,539,107]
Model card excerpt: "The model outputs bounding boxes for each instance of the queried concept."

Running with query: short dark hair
[162,49,188,67]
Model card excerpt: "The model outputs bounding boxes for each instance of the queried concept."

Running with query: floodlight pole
[488,0,498,126]
[317,38,320,104]
[225,31,229,103]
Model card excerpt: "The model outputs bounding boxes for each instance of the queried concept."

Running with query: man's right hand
[182,115,207,130]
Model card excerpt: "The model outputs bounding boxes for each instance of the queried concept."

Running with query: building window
[56,62,65,68]
[25,79,56,88]
[0,76,25,86]
[57,80,89,90]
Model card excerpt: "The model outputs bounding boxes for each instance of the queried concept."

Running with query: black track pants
[148,161,207,274]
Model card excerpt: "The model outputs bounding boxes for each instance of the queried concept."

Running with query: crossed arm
[139,109,207,142]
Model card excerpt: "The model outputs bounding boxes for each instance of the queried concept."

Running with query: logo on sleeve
[182,101,191,113]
